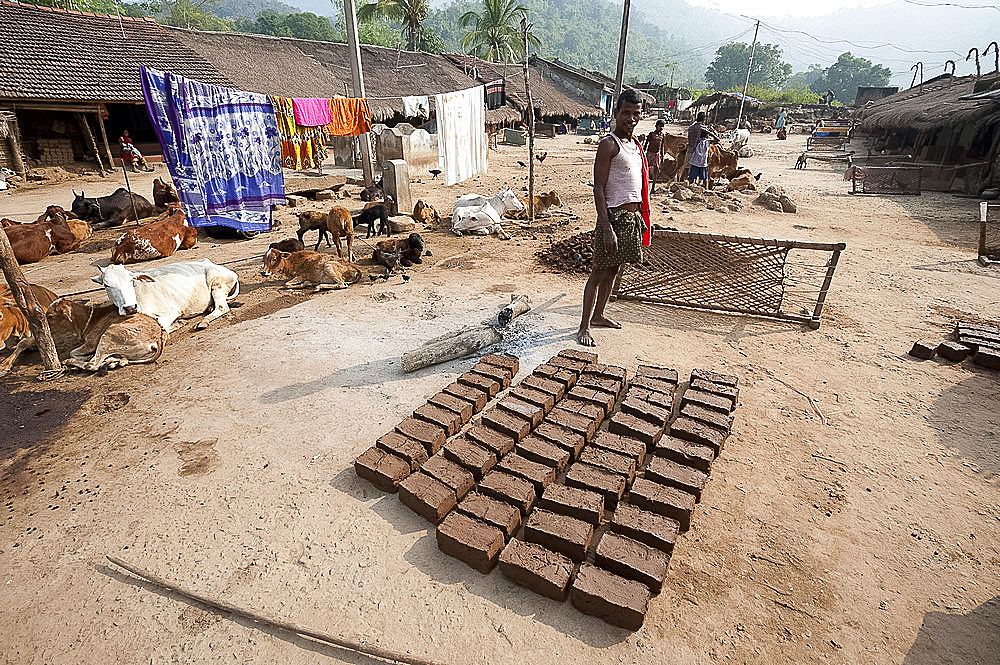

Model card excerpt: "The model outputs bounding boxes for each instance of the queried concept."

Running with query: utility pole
[613,0,632,99]
[521,17,536,223]
[343,0,375,185]
[736,19,760,129]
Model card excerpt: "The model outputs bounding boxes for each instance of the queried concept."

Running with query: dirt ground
[1,122,998,665]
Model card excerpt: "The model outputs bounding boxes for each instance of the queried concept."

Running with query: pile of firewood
[536,231,594,273]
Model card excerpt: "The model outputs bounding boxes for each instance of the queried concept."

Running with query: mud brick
[376,431,428,471]
[679,403,733,432]
[559,399,605,424]
[957,333,1000,351]
[532,362,563,380]
[579,447,637,484]
[670,416,728,454]
[354,446,412,492]
[936,340,972,362]
[690,368,739,387]
[524,509,594,561]
[422,454,475,500]
[499,539,576,601]
[689,378,738,405]
[509,385,556,413]
[481,352,519,376]
[399,472,457,523]
[497,397,545,427]
[567,385,616,416]
[472,362,512,388]
[548,355,590,373]
[467,425,516,457]
[547,407,599,442]
[570,563,650,631]
[608,411,664,447]
[516,435,571,471]
[478,471,537,515]
[635,365,679,385]
[522,374,566,400]
[442,438,497,480]
[436,511,505,574]
[630,375,678,396]
[428,392,474,425]
[458,371,501,398]
[972,348,1000,370]
[956,320,999,336]
[595,532,670,593]
[578,374,625,399]
[619,397,671,427]
[414,403,462,437]
[643,457,708,501]
[558,348,599,364]
[481,408,532,442]
[628,478,696,531]
[592,431,647,466]
[443,381,489,413]
[654,435,714,473]
[538,483,604,524]
[457,491,522,538]
[625,386,673,411]
[681,388,735,414]
[395,417,446,455]
[533,422,586,458]
[582,363,628,384]
[609,503,679,553]
[908,340,938,359]
[554,368,579,388]
[496,453,556,492]
[565,462,627,505]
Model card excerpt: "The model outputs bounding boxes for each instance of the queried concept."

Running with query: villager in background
[686,111,719,175]
[643,119,666,181]
[118,130,151,172]
[688,129,711,187]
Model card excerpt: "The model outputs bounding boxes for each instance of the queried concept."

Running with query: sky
[686,0,897,18]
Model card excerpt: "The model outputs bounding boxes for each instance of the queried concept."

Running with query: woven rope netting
[854,166,922,195]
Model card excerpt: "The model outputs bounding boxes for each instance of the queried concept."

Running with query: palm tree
[356,0,429,52]
[459,0,538,63]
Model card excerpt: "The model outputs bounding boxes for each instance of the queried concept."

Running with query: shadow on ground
[928,370,1000,479]
[904,595,1000,665]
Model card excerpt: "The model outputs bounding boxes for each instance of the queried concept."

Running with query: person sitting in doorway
[119,130,151,172]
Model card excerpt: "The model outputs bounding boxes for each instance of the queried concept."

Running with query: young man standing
[577,89,651,347]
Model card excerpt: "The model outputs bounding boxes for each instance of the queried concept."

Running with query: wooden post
[521,17,536,223]
[4,112,27,175]
[76,112,106,176]
[0,230,61,373]
[95,108,115,169]
[613,0,631,98]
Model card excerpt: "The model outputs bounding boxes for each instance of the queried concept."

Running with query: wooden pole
[736,20,760,130]
[76,112,106,176]
[0,230,61,373]
[521,17,536,223]
[343,0,375,185]
[95,108,115,169]
[613,0,631,98]
[4,112,27,175]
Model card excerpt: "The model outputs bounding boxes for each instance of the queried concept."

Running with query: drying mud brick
[497,397,545,427]
[936,341,972,362]
[547,355,590,373]
[679,403,733,432]
[522,375,566,400]
[681,389,735,414]
[398,472,457,523]
[619,397,671,427]
[592,431,647,466]
[428,392,474,425]
[481,408,532,442]
[670,416,728,454]
[499,539,576,601]
[481,353,519,377]
[570,563,650,631]
[472,362,512,388]
[654,435,714,473]
[635,365,679,385]
[595,532,670,593]
[580,447,637,483]
[478,471,537,515]
[533,422,586,458]
[609,503,679,553]
[458,371,502,398]
[466,425,516,457]
[554,368,579,388]
[422,454,475,500]
[442,438,498,480]
[624,386,673,411]
[534,363,578,389]
[690,368,739,387]
[578,375,626,400]
[496,453,556,492]
[689,378,738,406]
[630,375,678,397]
[509,385,556,413]
[538,483,604,525]
[565,462,627,505]
[457,491,522,539]
[516,435,572,471]
[559,399,606,425]
[558,348,599,364]
[628,478,696,531]
[582,363,628,385]
[414,403,462,437]
[972,348,1000,370]
[908,340,938,360]
[524,509,594,561]
[376,431,429,471]
[547,407,599,442]
[395,417,446,455]
[443,381,489,413]
[436,511,505,574]
[608,411,664,447]
[643,457,709,501]
[354,446,412,493]
[567,386,616,416]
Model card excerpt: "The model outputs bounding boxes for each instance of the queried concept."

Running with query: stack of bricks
[34,138,74,166]
[909,320,1000,370]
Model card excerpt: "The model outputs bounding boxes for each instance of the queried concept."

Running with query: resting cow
[0,283,59,375]
[91,258,239,331]
[72,188,157,228]
[45,299,167,372]
[35,206,92,245]
[261,248,363,291]
[152,178,180,211]
[707,145,739,186]
[2,215,79,264]
[111,207,198,264]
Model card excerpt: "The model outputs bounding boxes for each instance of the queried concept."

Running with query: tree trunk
[0,230,61,373]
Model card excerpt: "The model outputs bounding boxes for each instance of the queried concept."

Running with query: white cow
[91,258,239,332]
[452,188,524,240]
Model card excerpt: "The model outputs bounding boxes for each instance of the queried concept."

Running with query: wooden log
[76,112,106,176]
[0,228,61,375]
[496,294,530,327]
[3,112,26,175]
[95,108,115,169]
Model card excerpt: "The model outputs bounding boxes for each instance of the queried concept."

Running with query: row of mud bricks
[354,349,740,631]
[909,320,1000,370]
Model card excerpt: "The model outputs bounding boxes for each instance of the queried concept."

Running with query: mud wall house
[858,73,1000,192]
[527,55,655,116]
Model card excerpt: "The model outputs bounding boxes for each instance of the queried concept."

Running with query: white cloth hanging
[434,86,487,186]
[402,95,429,119]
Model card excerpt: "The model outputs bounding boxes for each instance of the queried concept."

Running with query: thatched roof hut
[858,74,1000,134]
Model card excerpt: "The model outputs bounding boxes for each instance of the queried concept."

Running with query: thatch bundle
[858,74,1000,133]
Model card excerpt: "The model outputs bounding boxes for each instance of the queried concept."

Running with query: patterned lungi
[593,206,643,270]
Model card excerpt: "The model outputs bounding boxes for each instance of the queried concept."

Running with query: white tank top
[604,133,643,208]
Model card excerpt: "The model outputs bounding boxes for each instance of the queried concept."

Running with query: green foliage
[458,0,537,63]
[232,9,337,40]
[784,64,824,91]
[157,0,232,30]
[210,0,299,18]
[738,86,820,104]
[705,42,791,90]
[17,0,126,12]
[357,0,430,51]
[809,52,892,104]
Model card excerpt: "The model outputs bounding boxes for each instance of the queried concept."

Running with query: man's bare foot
[577,327,596,346]
[590,316,622,329]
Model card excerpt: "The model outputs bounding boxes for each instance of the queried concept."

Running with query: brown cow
[35,206,92,245]
[657,133,689,183]
[0,283,59,375]
[45,299,167,372]
[110,207,197,264]
[296,206,354,259]
[152,178,180,210]
[412,199,441,224]
[261,248,362,291]
[707,145,739,186]
[2,216,78,264]
[506,191,563,219]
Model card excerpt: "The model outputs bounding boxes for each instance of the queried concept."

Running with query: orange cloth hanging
[325,98,372,137]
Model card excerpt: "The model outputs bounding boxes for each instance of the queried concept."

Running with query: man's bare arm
[593,137,618,251]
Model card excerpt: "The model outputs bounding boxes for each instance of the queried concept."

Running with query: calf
[261,248,362,291]
[707,145,739,187]
[296,206,354,259]
[507,190,562,219]
[45,298,167,372]
[354,203,389,238]
[268,238,305,253]
[2,216,78,264]
[412,200,441,224]
[373,233,424,272]
[152,178,180,210]
[35,205,92,244]
[110,207,198,264]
